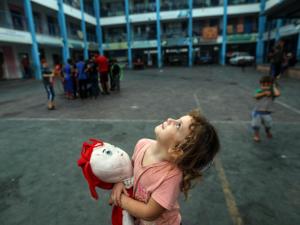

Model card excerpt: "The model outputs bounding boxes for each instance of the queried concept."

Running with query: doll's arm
[119,195,165,221]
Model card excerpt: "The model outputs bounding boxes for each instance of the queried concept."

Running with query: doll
[78,139,134,225]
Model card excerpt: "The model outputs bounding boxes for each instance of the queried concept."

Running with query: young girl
[110,109,220,225]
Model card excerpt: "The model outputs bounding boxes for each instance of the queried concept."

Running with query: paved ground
[0,66,299,225]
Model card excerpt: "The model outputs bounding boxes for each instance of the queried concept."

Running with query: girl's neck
[148,141,170,162]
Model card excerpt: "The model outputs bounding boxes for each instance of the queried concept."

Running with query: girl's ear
[168,148,184,161]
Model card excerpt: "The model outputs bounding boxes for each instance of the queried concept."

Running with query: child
[110,109,220,225]
[63,59,74,100]
[251,76,281,142]
[41,59,55,110]
[110,59,121,91]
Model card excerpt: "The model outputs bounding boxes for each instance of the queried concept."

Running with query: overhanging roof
[264,0,300,19]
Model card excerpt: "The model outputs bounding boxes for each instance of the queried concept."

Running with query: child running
[110,109,220,225]
[251,76,281,142]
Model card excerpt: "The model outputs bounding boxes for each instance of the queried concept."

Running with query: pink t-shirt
[132,139,183,225]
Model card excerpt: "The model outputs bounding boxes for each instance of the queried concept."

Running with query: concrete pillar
[275,19,282,42]
[24,0,41,79]
[156,0,162,68]
[297,33,300,61]
[57,0,70,64]
[188,0,193,67]
[256,0,266,64]
[94,0,103,55]
[80,0,88,60]
[221,0,228,65]
[125,0,132,68]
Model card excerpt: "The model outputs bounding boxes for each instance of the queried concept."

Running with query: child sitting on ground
[110,109,220,225]
[251,76,281,142]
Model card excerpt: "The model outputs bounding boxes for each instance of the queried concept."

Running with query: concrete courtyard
[0,65,299,225]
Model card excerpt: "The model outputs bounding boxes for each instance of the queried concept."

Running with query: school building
[0,0,299,80]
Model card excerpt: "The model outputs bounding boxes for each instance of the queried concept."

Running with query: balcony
[0,10,28,31]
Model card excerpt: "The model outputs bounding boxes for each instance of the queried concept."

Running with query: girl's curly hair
[174,109,220,199]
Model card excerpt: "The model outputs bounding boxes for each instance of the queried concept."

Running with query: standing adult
[96,54,110,95]
[269,40,284,80]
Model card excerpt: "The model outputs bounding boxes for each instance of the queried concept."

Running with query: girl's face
[155,115,193,150]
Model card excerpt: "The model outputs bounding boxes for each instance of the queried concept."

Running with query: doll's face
[90,142,132,183]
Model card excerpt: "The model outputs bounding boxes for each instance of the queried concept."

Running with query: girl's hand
[109,182,129,207]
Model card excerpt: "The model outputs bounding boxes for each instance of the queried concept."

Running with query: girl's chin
[154,126,161,135]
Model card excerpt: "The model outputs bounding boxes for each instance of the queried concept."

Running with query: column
[156,0,162,68]
[80,0,89,60]
[94,0,103,54]
[275,19,282,42]
[297,33,300,61]
[24,0,41,79]
[188,0,193,67]
[221,0,228,65]
[125,0,132,68]
[57,0,70,64]
[256,0,266,64]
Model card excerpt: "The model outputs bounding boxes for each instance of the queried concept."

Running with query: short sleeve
[132,139,150,162]
[255,88,263,94]
[151,171,182,210]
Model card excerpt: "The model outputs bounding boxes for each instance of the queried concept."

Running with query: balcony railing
[87,32,96,42]
[228,0,259,5]
[194,0,221,8]
[130,2,156,14]
[160,1,189,11]
[47,22,60,37]
[0,10,28,31]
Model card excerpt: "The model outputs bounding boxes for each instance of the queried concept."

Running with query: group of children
[59,55,122,100]
[41,54,122,110]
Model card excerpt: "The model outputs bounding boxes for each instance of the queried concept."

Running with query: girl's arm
[120,194,165,221]
[110,182,165,221]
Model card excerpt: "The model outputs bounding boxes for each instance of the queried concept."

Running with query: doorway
[0,52,5,79]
